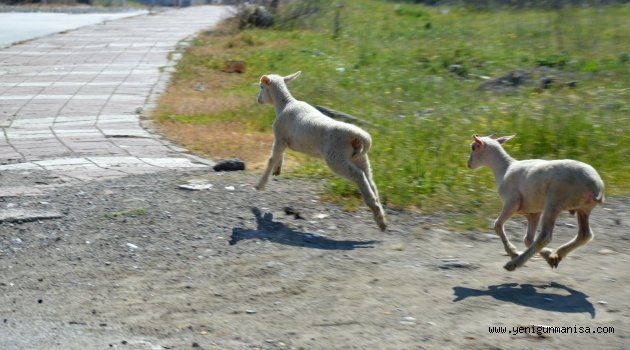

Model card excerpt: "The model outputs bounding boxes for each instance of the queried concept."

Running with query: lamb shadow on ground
[229,207,379,250]
[453,282,595,318]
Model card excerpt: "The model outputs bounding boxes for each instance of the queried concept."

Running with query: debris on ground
[213,158,246,172]
[284,206,305,220]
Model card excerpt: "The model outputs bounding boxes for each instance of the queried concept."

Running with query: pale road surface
[0,6,229,197]
[0,11,148,48]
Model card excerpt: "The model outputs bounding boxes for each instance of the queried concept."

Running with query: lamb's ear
[497,134,516,144]
[472,134,484,145]
[283,71,301,84]
[260,75,271,85]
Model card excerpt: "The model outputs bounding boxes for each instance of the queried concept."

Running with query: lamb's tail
[594,190,605,204]
[350,130,372,157]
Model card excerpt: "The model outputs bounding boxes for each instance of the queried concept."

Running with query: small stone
[245,309,257,314]
[194,84,205,91]
[564,223,576,228]
[213,158,245,172]
[448,64,465,75]
[126,243,139,250]
[37,299,43,304]
[541,76,554,89]
[314,213,329,219]
[598,249,617,255]
[178,182,213,191]
[597,300,608,305]
[224,186,235,191]
[438,260,477,270]
[192,342,200,348]
[283,207,304,220]
[399,316,416,325]
[389,244,405,251]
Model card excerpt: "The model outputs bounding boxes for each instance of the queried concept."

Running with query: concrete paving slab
[0,208,64,223]
[0,6,228,196]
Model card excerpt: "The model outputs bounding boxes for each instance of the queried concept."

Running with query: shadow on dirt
[453,282,595,318]
[229,207,379,250]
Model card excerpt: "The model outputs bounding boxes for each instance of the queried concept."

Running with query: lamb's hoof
[507,247,520,259]
[540,250,562,269]
[377,221,387,232]
[503,260,518,272]
[254,184,265,191]
[273,168,281,176]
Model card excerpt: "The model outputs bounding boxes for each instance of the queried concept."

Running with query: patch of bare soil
[0,170,628,349]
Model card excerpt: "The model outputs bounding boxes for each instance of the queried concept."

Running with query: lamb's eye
[471,144,476,150]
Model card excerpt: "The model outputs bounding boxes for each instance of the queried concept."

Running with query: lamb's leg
[273,153,284,176]
[541,209,594,268]
[328,158,387,231]
[524,213,541,247]
[352,155,381,204]
[505,204,560,271]
[493,199,520,259]
[255,140,286,190]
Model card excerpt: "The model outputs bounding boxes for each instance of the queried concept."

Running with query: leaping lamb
[467,134,604,271]
[255,71,387,231]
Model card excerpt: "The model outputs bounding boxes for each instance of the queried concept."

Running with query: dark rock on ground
[479,68,531,91]
[213,158,246,172]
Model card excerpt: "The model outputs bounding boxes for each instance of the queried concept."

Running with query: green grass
[156,0,630,228]
[102,208,148,219]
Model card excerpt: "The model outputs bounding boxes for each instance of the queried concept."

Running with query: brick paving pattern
[0,6,228,195]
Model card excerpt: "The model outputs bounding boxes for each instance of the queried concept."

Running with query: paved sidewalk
[0,6,228,196]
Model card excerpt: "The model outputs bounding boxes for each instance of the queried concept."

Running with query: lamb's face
[467,134,515,169]
[467,136,486,169]
[257,72,301,105]
[257,75,273,104]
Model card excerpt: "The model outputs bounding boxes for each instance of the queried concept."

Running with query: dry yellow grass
[151,19,290,171]
[155,121,271,170]
[156,86,246,117]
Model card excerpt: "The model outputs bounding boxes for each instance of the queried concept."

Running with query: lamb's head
[257,71,302,105]
[467,134,515,169]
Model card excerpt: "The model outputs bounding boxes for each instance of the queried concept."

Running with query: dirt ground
[0,169,628,349]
